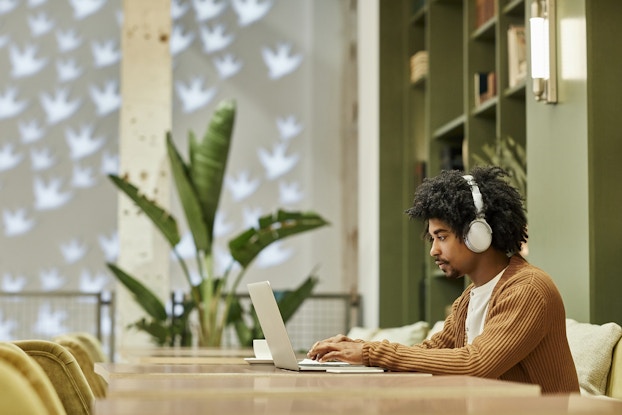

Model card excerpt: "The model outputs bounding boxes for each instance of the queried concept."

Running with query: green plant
[472,135,527,198]
[107,99,329,347]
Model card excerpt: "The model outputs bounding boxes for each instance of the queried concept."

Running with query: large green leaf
[276,274,319,323]
[233,274,319,347]
[228,210,330,268]
[106,263,168,321]
[166,133,210,252]
[130,319,170,346]
[229,297,257,347]
[189,99,236,244]
[108,174,181,247]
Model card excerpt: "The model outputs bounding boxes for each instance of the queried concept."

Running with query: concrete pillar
[117,0,172,350]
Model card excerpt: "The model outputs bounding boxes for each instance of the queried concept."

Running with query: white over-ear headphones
[462,175,492,253]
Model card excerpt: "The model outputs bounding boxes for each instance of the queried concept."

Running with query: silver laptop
[247,280,384,372]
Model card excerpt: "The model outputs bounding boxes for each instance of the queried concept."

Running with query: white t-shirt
[465,268,506,344]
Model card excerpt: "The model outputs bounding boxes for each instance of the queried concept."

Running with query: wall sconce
[530,0,557,103]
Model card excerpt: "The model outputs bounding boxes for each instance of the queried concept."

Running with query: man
[308,166,579,394]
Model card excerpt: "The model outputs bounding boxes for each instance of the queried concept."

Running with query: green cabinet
[379,0,527,326]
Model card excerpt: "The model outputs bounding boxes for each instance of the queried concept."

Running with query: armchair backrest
[606,337,622,399]
[0,359,48,415]
[14,339,94,415]
[0,342,67,415]
[53,335,107,398]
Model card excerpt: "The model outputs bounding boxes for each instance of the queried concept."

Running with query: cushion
[0,360,49,415]
[566,319,622,396]
[348,321,429,346]
[426,321,445,340]
[346,327,378,341]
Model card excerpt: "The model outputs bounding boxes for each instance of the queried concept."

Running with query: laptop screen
[247,280,301,370]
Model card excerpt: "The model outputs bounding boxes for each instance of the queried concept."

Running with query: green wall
[585,1,622,324]
[378,1,424,326]
[527,0,622,325]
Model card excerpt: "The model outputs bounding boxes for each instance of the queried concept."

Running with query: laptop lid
[247,280,303,371]
[248,281,385,374]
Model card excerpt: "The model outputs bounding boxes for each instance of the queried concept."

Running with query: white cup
[252,339,272,359]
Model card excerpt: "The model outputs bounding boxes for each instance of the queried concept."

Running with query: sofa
[608,336,622,398]
[347,319,622,399]
[565,319,622,399]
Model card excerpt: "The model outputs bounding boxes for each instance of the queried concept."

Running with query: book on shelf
[507,25,527,88]
[475,0,496,29]
[410,50,428,84]
[474,71,496,107]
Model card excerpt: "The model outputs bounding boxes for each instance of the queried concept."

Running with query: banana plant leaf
[130,319,171,346]
[231,274,319,347]
[274,274,319,322]
[472,135,527,198]
[106,263,168,321]
[106,99,327,348]
[229,297,256,347]
[108,174,181,247]
[229,210,330,268]
[166,133,210,253]
[189,99,236,244]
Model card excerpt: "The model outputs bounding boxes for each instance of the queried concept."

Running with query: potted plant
[107,99,329,347]
[472,135,527,198]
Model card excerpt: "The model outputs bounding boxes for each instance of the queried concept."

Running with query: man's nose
[429,239,439,257]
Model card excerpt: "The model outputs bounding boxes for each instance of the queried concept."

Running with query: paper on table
[297,358,349,366]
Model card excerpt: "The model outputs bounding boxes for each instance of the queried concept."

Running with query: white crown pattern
[0,0,328,345]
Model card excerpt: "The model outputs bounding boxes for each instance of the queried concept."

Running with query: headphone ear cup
[465,219,492,253]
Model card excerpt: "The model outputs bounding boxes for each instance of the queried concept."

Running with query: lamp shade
[530,16,549,79]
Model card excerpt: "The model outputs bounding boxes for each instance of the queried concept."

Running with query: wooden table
[102,373,538,399]
[95,359,540,398]
[99,356,616,415]
[93,349,621,415]
[94,362,275,383]
[94,393,622,415]
[117,346,254,364]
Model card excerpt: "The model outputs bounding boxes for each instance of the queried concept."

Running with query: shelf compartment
[411,3,427,26]
[432,114,465,140]
[472,96,498,118]
[411,75,427,89]
[472,17,497,41]
[502,0,525,16]
[503,80,526,98]
[426,275,465,322]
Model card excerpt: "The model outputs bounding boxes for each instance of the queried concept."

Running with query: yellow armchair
[0,359,48,415]
[606,337,622,399]
[0,342,66,415]
[53,334,107,398]
[14,339,94,415]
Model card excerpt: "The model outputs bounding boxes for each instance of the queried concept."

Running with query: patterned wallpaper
[0,0,350,346]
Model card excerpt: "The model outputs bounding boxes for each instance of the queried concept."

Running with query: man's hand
[306,334,364,365]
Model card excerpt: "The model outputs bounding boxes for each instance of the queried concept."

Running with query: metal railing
[0,291,115,360]
[0,290,361,356]
[173,291,362,351]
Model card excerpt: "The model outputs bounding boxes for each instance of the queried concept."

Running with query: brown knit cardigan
[361,255,580,394]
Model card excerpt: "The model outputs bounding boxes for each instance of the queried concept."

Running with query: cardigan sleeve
[361,275,552,376]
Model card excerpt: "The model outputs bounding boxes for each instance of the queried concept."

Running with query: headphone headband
[462,175,484,216]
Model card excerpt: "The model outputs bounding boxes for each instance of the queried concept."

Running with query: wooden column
[117,0,172,348]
